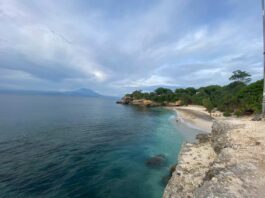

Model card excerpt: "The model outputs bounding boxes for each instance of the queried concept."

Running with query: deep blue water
[0,94,185,198]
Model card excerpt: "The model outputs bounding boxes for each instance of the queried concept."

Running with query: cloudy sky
[0,0,263,96]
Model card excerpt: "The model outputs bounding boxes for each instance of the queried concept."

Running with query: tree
[185,87,196,96]
[131,90,143,99]
[154,87,173,95]
[237,80,263,113]
[180,94,192,106]
[229,70,251,84]
[202,98,214,116]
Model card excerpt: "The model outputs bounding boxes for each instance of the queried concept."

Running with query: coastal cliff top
[164,114,265,198]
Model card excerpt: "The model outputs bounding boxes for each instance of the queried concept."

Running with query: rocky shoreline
[163,118,265,198]
[116,98,265,197]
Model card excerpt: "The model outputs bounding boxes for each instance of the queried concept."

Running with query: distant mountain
[0,88,103,97]
[63,88,101,97]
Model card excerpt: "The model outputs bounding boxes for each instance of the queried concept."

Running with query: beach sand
[169,105,213,133]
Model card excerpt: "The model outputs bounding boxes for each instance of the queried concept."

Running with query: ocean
[0,94,186,198]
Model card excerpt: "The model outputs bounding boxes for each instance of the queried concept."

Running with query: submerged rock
[145,154,167,169]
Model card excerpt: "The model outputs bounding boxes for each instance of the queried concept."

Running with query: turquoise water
[0,94,184,198]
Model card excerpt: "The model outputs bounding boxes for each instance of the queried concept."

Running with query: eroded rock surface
[164,118,265,198]
[164,141,216,198]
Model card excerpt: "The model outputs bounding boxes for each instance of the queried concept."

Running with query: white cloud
[114,75,178,88]
[0,0,263,95]
[0,0,109,83]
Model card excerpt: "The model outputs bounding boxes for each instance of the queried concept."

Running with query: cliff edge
[164,118,265,198]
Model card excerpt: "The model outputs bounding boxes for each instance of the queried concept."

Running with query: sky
[0,0,263,96]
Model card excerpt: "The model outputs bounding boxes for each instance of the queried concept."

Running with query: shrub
[234,110,243,117]
[223,112,231,117]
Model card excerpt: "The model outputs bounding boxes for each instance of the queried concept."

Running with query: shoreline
[166,105,213,133]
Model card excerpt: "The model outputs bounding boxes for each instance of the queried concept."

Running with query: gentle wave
[0,95,184,198]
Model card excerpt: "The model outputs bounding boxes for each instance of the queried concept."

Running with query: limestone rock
[164,119,265,198]
[163,142,216,198]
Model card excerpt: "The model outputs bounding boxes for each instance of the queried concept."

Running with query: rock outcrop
[164,119,265,198]
[116,96,181,107]
[116,97,161,107]
[130,99,161,107]
[116,96,132,104]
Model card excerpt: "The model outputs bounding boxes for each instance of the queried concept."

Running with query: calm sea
[0,94,185,198]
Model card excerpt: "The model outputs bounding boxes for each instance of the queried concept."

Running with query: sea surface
[0,94,188,198]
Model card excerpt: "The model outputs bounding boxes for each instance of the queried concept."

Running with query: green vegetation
[125,70,264,116]
[202,98,214,116]
[223,112,232,117]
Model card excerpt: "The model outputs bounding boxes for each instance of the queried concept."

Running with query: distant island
[118,70,263,117]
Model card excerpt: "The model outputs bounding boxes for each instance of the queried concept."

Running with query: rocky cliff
[164,118,265,198]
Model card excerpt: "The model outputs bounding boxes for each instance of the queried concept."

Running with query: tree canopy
[229,70,251,84]
[155,87,173,95]
[124,71,263,116]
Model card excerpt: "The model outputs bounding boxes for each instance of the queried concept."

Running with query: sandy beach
[169,105,213,133]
